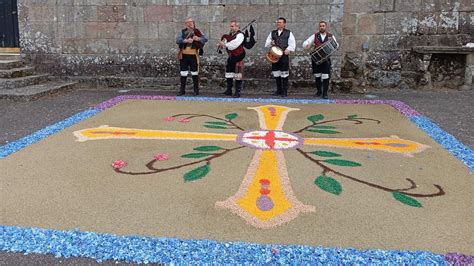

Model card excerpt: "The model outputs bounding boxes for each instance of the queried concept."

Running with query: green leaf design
[392,192,422,208]
[225,113,238,120]
[314,176,342,195]
[306,129,341,134]
[348,114,358,119]
[307,114,325,122]
[323,159,362,167]
[194,146,224,152]
[204,125,229,129]
[184,164,210,182]
[205,121,230,126]
[181,153,214,158]
[311,125,337,129]
[310,151,342,157]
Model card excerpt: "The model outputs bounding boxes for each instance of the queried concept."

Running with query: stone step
[0,74,50,90]
[0,81,77,101]
[72,76,317,91]
[0,53,22,61]
[0,59,24,70]
[0,66,36,79]
[156,87,320,96]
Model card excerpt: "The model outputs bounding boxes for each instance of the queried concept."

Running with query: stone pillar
[460,53,473,90]
[420,53,433,89]
[413,52,433,89]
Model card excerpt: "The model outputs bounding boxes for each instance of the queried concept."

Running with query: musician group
[176,17,337,99]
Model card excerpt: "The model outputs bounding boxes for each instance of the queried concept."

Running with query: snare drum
[310,37,339,65]
[266,46,283,63]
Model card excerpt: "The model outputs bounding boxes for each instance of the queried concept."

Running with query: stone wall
[340,0,472,91]
[18,0,344,85]
[17,0,473,90]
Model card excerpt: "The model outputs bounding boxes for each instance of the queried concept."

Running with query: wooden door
[0,0,20,48]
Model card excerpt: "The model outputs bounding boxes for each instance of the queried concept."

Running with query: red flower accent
[178,118,190,123]
[355,141,382,145]
[154,153,169,161]
[163,116,176,122]
[112,160,128,169]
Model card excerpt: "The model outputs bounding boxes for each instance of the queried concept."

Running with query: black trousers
[180,54,198,75]
[312,58,331,76]
[272,54,289,73]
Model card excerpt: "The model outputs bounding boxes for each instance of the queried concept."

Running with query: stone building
[1,0,473,92]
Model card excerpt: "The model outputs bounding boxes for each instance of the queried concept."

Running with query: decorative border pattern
[0,225,450,264]
[1,95,473,263]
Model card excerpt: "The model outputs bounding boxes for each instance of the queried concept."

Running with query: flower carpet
[1,96,472,264]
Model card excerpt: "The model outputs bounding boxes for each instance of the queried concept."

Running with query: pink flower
[272,248,278,255]
[178,118,190,123]
[163,116,176,122]
[112,160,128,169]
[154,153,169,161]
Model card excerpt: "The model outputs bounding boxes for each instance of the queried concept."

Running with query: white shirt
[265,29,296,52]
[303,32,337,49]
[225,32,245,51]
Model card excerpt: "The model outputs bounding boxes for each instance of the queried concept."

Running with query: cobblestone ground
[0,87,472,265]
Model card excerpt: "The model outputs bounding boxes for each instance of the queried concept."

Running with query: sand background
[1,100,472,254]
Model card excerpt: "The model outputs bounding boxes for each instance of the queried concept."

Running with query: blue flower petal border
[0,225,448,264]
[1,95,473,264]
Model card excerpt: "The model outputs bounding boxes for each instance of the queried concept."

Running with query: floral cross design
[74,105,444,229]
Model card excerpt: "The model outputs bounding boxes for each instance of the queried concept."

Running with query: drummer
[303,20,337,99]
[264,17,296,97]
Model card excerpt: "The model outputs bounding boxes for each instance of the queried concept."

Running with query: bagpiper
[175,17,208,96]
[218,20,246,98]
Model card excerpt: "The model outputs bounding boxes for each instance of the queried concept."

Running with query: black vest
[271,29,291,49]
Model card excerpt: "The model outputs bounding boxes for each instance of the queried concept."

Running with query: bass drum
[310,37,339,65]
[266,46,283,63]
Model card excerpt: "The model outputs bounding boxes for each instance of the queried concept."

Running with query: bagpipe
[177,22,205,60]
[217,19,257,54]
